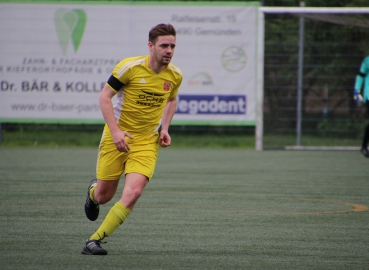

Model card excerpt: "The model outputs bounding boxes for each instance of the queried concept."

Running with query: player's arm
[99,83,133,152]
[159,97,177,147]
[354,59,369,105]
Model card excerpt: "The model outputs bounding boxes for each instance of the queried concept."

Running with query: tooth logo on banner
[54,9,87,55]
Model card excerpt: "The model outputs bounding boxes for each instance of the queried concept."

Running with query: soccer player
[81,23,182,255]
[354,55,369,158]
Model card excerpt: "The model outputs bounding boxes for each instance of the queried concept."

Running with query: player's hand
[353,89,363,106]
[112,130,133,152]
[159,130,171,147]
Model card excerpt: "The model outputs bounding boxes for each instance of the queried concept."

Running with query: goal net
[257,7,369,150]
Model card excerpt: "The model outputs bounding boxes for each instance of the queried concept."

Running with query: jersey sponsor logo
[139,78,146,84]
[54,9,87,55]
[176,94,246,115]
[163,81,171,91]
[136,90,165,107]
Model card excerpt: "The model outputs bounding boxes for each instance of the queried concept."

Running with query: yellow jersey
[106,55,182,141]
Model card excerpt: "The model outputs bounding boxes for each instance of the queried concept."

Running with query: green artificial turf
[0,148,368,269]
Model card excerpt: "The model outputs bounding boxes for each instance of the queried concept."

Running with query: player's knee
[94,192,113,204]
[130,188,143,200]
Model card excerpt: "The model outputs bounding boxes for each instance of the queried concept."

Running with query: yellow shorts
[96,129,159,181]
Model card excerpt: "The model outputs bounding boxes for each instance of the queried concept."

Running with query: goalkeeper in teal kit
[354,55,369,158]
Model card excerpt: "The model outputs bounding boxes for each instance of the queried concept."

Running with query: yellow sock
[89,184,97,202]
[89,202,131,241]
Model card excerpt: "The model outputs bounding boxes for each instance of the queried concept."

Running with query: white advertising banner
[0,2,259,125]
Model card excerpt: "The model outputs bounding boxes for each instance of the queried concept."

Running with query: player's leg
[85,128,127,221]
[82,129,128,255]
[82,140,159,255]
[361,102,369,158]
[361,123,369,157]
[85,179,119,221]
[83,179,123,256]
[119,173,149,209]
[118,145,158,212]
[82,174,148,255]
[89,174,148,238]
[82,174,149,255]
[93,179,120,204]
[87,149,156,241]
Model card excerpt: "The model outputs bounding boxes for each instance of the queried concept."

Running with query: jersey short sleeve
[168,63,182,99]
[107,56,146,92]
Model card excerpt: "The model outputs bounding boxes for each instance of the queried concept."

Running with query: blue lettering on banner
[176,95,246,115]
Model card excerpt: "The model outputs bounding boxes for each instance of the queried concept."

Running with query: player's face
[149,35,176,66]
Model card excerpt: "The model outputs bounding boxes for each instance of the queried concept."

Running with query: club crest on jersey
[163,81,171,91]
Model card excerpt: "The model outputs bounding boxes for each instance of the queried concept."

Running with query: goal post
[256,7,369,150]
[256,8,265,151]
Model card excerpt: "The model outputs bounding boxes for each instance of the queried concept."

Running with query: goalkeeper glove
[353,89,363,106]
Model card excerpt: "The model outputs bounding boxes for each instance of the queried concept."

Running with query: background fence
[263,11,369,149]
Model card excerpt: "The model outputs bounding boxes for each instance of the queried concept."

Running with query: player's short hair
[148,24,176,44]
